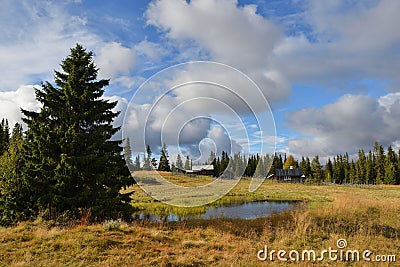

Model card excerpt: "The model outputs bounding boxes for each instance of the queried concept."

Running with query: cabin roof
[191,165,214,171]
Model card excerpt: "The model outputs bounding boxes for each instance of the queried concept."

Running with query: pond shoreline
[132,199,303,222]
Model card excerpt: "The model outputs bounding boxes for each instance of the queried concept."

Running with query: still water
[133,200,298,222]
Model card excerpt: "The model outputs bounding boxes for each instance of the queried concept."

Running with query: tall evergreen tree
[373,142,385,184]
[184,155,191,170]
[311,155,322,182]
[124,138,134,171]
[143,145,152,170]
[385,145,398,184]
[134,154,141,171]
[325,158,333,183]
[0,123,27,225]
[300,156,312,179]
[158,143,171,172]
[0,118,10,155]
[355,149,366,184]
[384,159,396,184]
[208,151,216,165]
[176,154,183,170]
[365,150,375,184]
[220,151,229,173]
[21,44,133,220]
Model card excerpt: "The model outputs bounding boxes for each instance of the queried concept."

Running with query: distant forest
[127,139,400,185]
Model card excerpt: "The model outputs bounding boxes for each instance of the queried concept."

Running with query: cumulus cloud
[145,0,291,102]
[285,93,400,158]
[272,0,400,89]
[96,42,136,81]
[0,0,101,90]
[0,85,41,128]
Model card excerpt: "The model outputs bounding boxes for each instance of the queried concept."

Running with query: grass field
[1,175,399,266]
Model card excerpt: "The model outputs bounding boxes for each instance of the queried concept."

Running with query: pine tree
[21,44,133,220]
[365,150,375,184]
[349,160,356,184]
[355,149,366,184]
[158,143,171,172]
[299,156,312,179]
[124,138,134,171]
[0,123,27,225]
[325,158,333,183]
[134,155,141,171]
[374,142,385,184]
[214,157,220,176]
[208,151,216,165]
[151,157,158,169]
[0,118,10,155]
[278,154,284,169]
[184,155,191,170]
[385,145,398,184]
[311,155,322,183]
[220,151,229,173]
[176,154,183,170]
[143,145,152,170]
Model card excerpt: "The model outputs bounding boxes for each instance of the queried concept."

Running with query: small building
[275,166,305,183]
[174,165,214,176]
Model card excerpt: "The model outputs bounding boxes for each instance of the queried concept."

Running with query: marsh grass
[1,179,399,266]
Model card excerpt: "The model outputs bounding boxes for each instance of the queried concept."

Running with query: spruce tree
[373,142,385,184]
[0,123,27,225]
[21,44,133,220]
[311,155,322,183]
[176,154,183,170]
[0,118,10,155]
[158,143,171,172]
[325,158,333,183]
[143,145,152,170]
[134,155,141,171]
[184,155,191,170]
[124,138,134,171]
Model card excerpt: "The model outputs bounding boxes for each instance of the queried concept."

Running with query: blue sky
[1,0,400,162]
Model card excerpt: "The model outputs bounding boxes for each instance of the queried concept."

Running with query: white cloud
[135,40,169,61]
[96,42,136,80]
[285,93,400,158]
[0,85,41,128]
[272,0,400,88]
[0,0,101,90]
[145,0,291,102]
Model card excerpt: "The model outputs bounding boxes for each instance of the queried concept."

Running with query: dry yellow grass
[1,180,399,266]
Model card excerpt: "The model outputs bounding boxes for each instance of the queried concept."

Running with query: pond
[133,200,299,222]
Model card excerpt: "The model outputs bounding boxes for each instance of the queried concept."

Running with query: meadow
[1,174,399,266]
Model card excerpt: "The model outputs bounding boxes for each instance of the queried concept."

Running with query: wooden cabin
[275,166,305,183]
[174,165,214,176]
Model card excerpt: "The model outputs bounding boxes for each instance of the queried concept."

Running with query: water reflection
[133,200,298,222]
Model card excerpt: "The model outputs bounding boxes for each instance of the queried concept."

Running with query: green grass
[1,175,400,266]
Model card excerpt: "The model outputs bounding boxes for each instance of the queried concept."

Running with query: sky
[1,0,400,163]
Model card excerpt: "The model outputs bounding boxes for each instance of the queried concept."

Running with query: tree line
[128,141,400,185]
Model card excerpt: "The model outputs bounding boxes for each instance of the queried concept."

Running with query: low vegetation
[1,179,399,266]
